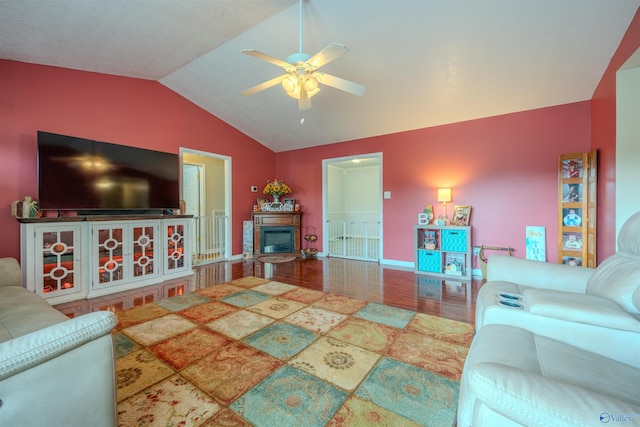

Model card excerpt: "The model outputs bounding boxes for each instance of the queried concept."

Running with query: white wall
[343,166,381,223]
[327,165,380,224]
[327,165,346,222]
[616,48,640,238]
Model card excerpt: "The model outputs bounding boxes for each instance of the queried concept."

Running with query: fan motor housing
[286,52,311,65]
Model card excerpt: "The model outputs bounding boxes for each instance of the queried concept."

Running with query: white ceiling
[2,0,639,152]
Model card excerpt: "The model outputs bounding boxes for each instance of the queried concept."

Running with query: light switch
[384,191,391,199]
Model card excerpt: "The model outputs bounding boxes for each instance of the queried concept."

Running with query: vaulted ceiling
[1,0,638,152]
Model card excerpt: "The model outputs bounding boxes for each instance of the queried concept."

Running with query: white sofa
[0,257,118,427]
[475,210,640,367]
[457,211,640,426]
[457,324,640,427]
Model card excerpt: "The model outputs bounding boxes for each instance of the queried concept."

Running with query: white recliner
[0,257,118,426]
[457,211,640,426]
[457,324,640,427]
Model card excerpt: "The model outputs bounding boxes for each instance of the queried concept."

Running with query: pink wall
[0,60,275,260]
[3,37,631,265]
[591,8,640,262]
[277,102,591,263]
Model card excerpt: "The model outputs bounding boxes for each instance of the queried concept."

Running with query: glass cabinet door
[164,219,191,274]
[167,223,185,270]
[132,223,157,278]
[37,225,82,298]
[95,225,125,286]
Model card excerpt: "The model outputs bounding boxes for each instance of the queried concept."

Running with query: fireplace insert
[260,226,294,253]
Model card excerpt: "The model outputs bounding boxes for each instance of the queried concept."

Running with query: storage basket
[301,248,318,259]
[302,226,318,258]
[479,246,513,279]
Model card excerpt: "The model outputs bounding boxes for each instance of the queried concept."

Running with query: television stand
[18,216,193,305]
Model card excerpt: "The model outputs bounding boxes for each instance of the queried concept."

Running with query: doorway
[180,148,232,265]
[323,153,383,262]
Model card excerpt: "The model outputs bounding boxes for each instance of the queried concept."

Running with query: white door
[182,163,203,217]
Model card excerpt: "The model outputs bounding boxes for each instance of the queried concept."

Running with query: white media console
[19,215,193,305]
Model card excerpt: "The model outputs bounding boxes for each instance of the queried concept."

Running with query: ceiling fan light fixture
[306,85,320,98]
[282,75,297,94]
[303,75,318,92]
[241,0,365,113]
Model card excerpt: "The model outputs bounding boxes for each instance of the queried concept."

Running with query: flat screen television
[37,131,180,214]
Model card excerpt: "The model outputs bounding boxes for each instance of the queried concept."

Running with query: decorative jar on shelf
[434,216,447,226]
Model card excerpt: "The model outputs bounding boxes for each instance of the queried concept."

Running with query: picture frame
[283,198,295,207]
[562,256,582,267]
[451,205,471,226]
[256,198,269,211]
[562,184,582,202]
[562,231,583,250]
[561,158,583,178]
[562,207,582,227]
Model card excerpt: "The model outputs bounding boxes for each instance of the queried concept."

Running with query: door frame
[322,152,383,260]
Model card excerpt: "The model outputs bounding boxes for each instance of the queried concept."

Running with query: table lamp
[437,188,452,223]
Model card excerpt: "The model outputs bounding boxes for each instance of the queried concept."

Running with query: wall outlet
[473,246,481,256]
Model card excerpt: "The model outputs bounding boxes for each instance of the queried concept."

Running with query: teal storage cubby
[414,224,471,279]
[417,250,441,273]
[442,229,467,252]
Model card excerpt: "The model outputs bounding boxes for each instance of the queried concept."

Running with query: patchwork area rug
[113,276,473,426]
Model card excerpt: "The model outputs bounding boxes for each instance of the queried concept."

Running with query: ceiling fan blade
[307,43,349,68]
[241,49,291,68]
[317,73,366,96]
[298,87,312,110]
[241,75,286,96]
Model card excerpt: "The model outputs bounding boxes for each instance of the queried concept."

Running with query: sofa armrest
[487,255,593,293]
[0,258,21,288]
[0,311,117,381]
[523,289,640,332]
[469,362,640,426]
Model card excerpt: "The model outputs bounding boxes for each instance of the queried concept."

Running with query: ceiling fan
[240,0,365,111]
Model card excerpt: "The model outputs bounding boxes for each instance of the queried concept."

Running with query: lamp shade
[437,188,452,203]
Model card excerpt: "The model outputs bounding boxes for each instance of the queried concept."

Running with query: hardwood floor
[54,257,483,324]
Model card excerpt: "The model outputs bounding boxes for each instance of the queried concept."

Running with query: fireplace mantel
[252,211,301,255]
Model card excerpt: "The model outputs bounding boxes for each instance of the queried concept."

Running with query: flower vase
[272,195,280,203]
